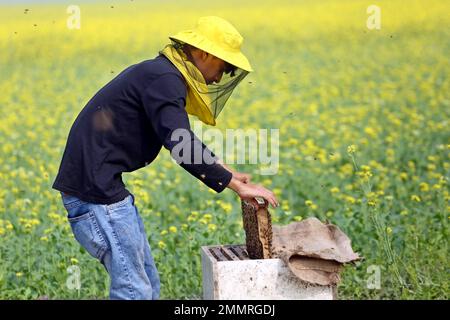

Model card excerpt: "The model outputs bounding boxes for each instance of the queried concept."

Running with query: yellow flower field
[0,0,448,299]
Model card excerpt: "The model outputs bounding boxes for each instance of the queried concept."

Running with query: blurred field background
[0,0,448,299]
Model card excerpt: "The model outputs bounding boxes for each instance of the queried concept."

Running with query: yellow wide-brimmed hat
[169,16,253,72]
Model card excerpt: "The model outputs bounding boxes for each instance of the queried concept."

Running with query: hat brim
[169,31,253,72]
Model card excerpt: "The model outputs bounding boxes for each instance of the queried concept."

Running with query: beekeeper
[52,16,279,300]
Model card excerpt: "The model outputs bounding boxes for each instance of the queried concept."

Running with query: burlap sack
[272,217,360,285]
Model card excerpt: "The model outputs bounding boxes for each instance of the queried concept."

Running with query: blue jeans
[60,192,160,300]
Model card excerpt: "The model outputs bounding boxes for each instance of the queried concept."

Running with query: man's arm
[216,158,279,208]
[215,158,251,184]
[142,73,279,207]
[143,73,232,192]
[226,177,279,208]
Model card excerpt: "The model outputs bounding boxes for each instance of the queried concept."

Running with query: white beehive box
[201,245,336,300]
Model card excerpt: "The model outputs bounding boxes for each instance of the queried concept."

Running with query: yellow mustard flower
[158,241,166,249]
[169,226,177,233]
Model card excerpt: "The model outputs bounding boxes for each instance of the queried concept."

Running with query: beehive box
[201,244,336,300]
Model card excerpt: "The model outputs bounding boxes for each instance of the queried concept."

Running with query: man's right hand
[227,177,279,208]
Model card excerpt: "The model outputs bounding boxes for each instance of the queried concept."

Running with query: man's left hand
[232,171,251,184]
